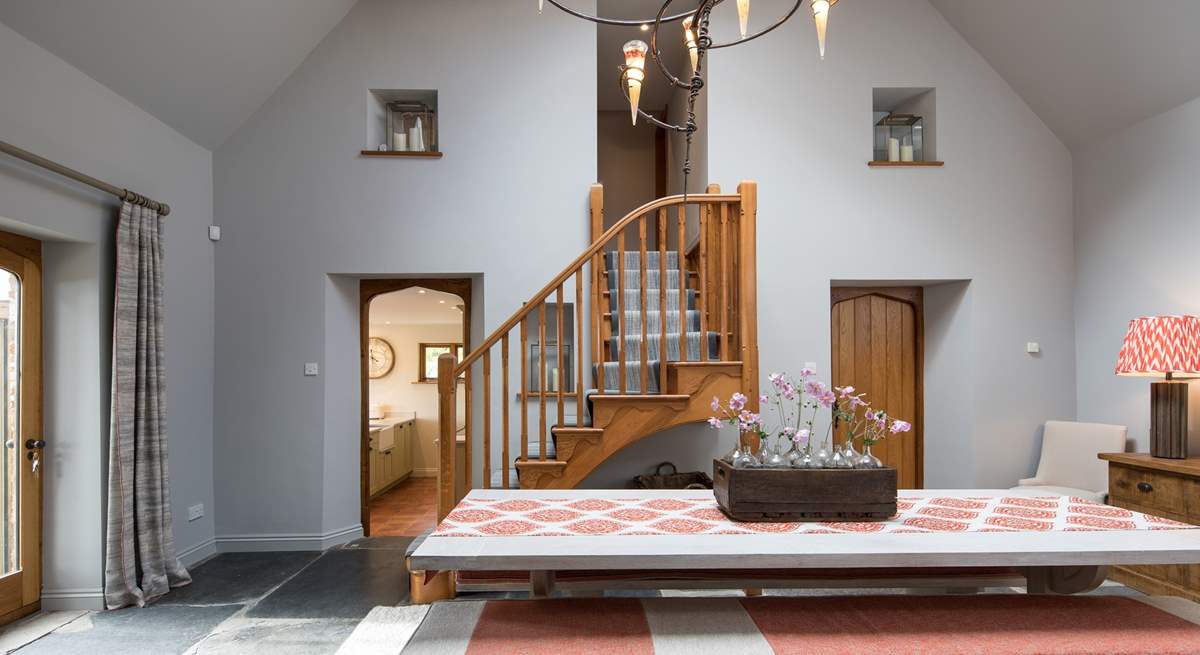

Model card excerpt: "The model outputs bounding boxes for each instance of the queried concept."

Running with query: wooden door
[831,287,923,488]
[0,231,41,624]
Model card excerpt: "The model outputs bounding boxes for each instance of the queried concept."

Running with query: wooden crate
[713,459,897,522]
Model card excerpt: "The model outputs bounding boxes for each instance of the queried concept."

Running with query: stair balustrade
[437,181,758,518]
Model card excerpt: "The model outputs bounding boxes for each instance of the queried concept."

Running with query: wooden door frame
[830,286,924,488]
[359,278,471,536]
[0,230,41,624]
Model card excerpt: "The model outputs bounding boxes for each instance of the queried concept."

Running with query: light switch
[208,225,221,241]
[304,362,319,376]
[1026,342,1041,354]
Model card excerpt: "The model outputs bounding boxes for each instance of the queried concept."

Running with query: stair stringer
[528,362,743,489]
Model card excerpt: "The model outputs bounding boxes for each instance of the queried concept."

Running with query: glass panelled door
[0,231,41,622]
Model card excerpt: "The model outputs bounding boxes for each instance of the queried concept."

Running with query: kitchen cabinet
[369,419,416,499]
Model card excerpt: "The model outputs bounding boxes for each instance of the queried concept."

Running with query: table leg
[531,571,557,598]
[1024,566,1108,595]
[410,569,456,604]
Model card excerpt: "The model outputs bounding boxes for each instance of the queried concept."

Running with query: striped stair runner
[594,250,719,395]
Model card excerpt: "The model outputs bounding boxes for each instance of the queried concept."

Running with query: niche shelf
[870,87,941,167]
[365,88,440,157]
[360,150,443,158]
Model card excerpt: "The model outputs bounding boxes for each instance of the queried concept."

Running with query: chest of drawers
[1100,453,1200,601]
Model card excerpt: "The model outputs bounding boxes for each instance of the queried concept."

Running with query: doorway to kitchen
[360,279,470,537]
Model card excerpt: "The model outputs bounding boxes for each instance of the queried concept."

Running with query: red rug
[740,595,1200,654]
[405,595,1200,655]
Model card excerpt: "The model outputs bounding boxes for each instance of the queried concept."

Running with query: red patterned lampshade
[1115,315,1200,378]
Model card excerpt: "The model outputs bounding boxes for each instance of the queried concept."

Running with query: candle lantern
[386,100,437,152]
[874,113,923,162]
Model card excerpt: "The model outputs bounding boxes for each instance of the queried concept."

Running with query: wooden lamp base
[1150,381,1189,459]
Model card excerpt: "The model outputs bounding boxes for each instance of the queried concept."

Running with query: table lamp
[1115,315,1200,458]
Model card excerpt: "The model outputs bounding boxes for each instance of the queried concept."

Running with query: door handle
[1136,481,1153,493]
[25,439,45,450]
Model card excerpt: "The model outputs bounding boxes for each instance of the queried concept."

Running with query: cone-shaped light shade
[812,0,830,59]
[737,0,751,39]
[623,40,648,125]
[538,0,544,14]
[682,16,699,73]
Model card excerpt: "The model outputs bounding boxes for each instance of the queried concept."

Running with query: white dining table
[409,488,1200,596]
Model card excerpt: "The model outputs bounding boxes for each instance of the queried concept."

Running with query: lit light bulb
[737,0,751,39]
[623,40,648,125]
[812,0,831,60]
[538,0,543,14]
[681,16,698,73]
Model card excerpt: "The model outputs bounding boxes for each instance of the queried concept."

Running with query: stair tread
[551,426,604,435]
[589,393,690,402]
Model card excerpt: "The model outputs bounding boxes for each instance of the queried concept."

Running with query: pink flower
[781,426,795,437]
[835,385,856,397]
[849,395,867,409]
[759,394,769,404]
[890,419,912,433]
[803,380,826,397]
[729,392,747,412]
[782,383,797,400]
[707,417,723,429]
[710,396,721,412]
[818,390,837,408]
[799,367,816,379]
[794,428,811,444]
[768,373,786,389]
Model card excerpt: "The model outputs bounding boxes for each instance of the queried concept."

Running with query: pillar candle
[887,138,900,162]
[393,132,407,152]
[900,144,914,162]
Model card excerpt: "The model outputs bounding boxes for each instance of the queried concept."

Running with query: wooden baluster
[677,206,686,362]
[502,334,510,489]
[590,185,604,369]
[617,230,627,394]
[638,215,649,395]
[556,285,565,427]
[464,363,472,491]
[658,208,668,392]
[699,200,710,362]
[576,271,584,426]
[520,319,528,464]
[482,347,491,489]
[437,353,457,521]
[539,301,548,460]
[720,201,730,361]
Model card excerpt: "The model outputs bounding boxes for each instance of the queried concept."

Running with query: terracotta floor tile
[369,478,437,537]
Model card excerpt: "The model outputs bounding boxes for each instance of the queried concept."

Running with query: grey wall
[0,21,215,608]
[703,0,1076,487]
[1074,95,1200,452]
[213,0,596,545]
[597,110,658,226]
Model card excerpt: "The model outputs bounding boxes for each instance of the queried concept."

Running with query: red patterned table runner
[433,494,1195,537]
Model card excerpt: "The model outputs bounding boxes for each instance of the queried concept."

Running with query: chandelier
[540,0,838,189]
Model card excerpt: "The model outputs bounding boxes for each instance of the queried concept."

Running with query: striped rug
[385,595,1200,655]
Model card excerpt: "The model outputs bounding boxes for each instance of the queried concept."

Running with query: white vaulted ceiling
[0,0,358,149]
[3,1,1200,152]
[928,0,1200,149]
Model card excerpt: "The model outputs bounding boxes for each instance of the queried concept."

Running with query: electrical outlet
[304,362,319,376]
[187,503,204,522]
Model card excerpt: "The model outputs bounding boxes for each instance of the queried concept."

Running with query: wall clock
[368,337,395,379]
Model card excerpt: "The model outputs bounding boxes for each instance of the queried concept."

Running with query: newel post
[737,180,760,413]
[437,352,457,521]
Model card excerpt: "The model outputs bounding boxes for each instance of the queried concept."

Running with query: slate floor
[6,537,412,655]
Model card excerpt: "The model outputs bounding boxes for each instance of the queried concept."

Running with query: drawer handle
[1137,482,1154,493]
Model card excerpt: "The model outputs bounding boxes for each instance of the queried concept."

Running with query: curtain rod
[0,139,170,216]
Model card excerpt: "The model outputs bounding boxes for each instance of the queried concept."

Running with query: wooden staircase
[436,181,759,517]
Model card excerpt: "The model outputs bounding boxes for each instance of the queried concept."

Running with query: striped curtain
[103,202,191,609]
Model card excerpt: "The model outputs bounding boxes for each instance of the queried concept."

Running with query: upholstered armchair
[1012,420,1128,503]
